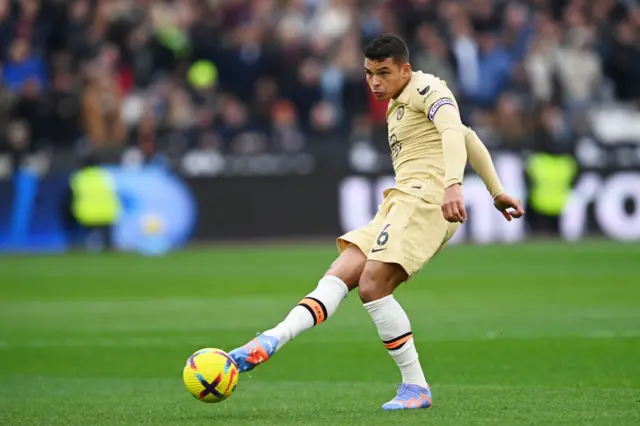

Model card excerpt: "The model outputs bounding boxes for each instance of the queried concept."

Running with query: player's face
[364,57,411,101]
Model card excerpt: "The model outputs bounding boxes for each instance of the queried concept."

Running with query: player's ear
[401,62,411,79]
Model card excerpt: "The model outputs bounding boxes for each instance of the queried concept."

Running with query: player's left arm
[464,129,525,221]
[428,98,469,223]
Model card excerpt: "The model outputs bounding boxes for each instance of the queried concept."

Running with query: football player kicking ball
[229,34,524,411]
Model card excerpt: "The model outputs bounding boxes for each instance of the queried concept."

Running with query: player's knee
[358,267,389,303]
[358,261,407,303]
[325,245,366,291]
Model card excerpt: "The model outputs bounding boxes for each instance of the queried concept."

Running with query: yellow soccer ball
[183,348,239,403]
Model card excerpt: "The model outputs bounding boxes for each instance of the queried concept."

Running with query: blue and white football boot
[382,383,433,411]
[228,334,279,373]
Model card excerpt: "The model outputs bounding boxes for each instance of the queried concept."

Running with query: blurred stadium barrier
[1,148,638,253]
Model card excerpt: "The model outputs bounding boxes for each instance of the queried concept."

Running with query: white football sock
[263,275,349,349]
[364,295,428,388]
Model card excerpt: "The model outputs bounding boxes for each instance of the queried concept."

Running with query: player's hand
[494,193,525,221]
[442,183,467,223]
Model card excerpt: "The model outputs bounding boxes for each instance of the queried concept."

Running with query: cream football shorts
[337,189,459,278]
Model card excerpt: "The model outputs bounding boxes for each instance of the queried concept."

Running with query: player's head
[363,34,412,102]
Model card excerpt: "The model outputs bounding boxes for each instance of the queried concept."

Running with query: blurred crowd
[1,0,640,160]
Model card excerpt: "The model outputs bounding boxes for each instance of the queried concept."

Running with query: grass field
[0,241,639,425]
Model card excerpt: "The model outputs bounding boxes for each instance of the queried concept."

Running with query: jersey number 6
[377,224,391,246]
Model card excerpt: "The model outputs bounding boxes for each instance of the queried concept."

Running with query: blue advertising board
[0,166,197,254]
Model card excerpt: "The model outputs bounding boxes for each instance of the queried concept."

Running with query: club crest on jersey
[396,106,404,121]
[389,134,402,159]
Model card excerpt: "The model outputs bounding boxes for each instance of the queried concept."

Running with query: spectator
[14,0,52,53]
[13,78,46,148]
[218,24,269,102]
[3,38,47,93]
[218,96,268,154]
[40,71,83,147]
[65,0,94,62]
[168,86,193,128]
[556,28,603,108]
[469,0,501,32]
[270,99,305,152]
[137,110,157,161]
[251,76,279,130]
[6,120,30,170]
[525,34,557,104]
[320,31,361,122]
[502,2,533,62]
[0,0,636,157]
[464,30,513,107]
[449,13,480,101]
[309,100,340,139]
[603,19,640,102]
[413,24,458,94]
[400,0,437,41]
[290,57,323,131]
[81,62,126,147]
[0,0,12,61]
[310,0,355,41]
[533,104,573,152]
[493,92,531,149]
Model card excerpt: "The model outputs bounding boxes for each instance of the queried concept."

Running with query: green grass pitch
[0,241,639,425]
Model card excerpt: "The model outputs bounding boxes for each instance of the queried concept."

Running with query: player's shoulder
[412,71,441,87]
[408,70,457,114]
[411,71,455,109]
[411,70,449,91]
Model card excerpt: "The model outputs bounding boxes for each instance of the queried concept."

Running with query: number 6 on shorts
[376,224,390,246]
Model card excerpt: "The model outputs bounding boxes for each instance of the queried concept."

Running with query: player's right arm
[413,81,469,223]
[463,128,525,221]
[428,98,469,223]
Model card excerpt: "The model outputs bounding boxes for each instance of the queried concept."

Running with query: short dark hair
[364,34,410,64]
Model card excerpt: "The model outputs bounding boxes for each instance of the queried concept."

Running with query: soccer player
[229,34,524,410]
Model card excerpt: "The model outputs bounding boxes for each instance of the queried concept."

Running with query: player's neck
[392,75,412,100]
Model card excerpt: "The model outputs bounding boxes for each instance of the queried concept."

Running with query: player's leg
[260,245,364,345]
[228,246,365,372]
[359,260,434,410]
[359,191,453,410]
[228,203,388,373]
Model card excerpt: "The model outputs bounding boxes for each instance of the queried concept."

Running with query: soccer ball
[183,348,239,403]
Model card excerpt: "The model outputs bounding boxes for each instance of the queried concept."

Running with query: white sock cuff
[363,294,394,311]
[318,275,349,299]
